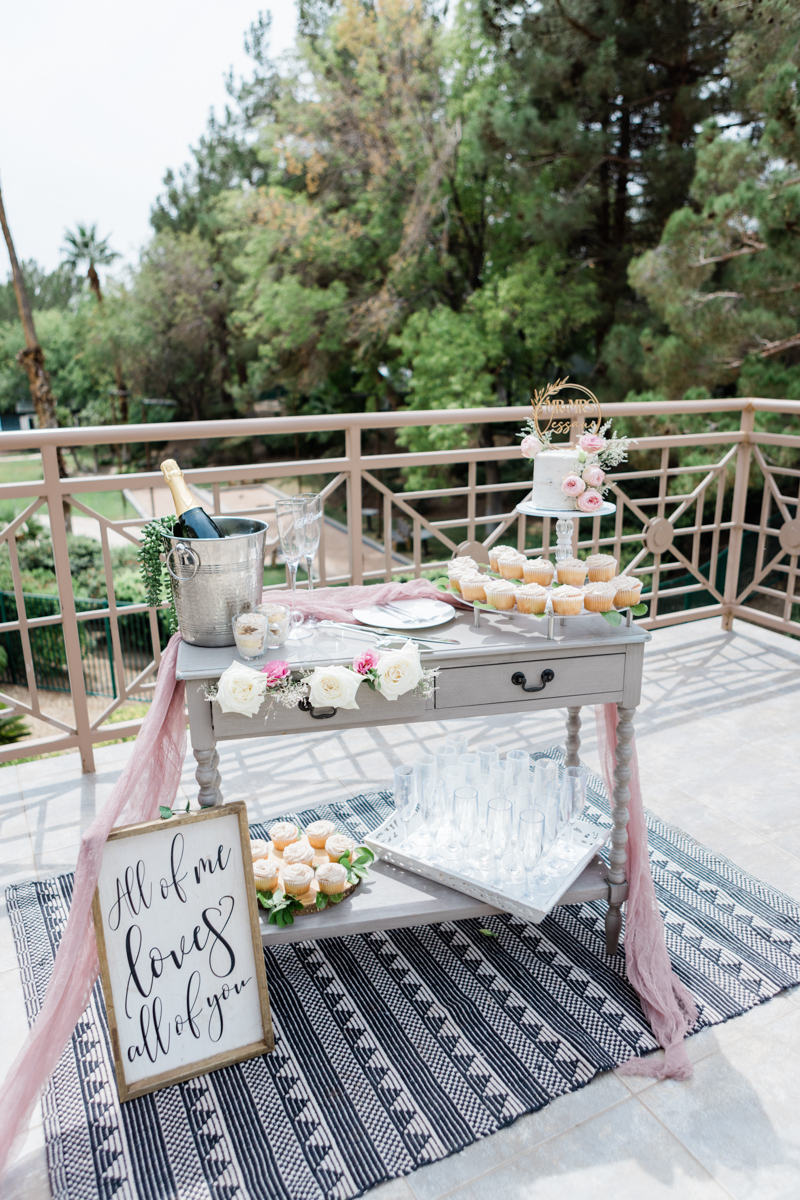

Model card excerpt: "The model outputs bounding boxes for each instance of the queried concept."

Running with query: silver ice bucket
[161,517,269,647]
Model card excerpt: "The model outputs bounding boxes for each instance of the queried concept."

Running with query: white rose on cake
[377,640,424,700]
[308,664,363,709]
[216,662,268,717]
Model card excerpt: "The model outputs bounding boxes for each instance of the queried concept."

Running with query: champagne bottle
[160,460,226,539]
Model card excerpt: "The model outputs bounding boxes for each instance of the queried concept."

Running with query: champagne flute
[452,787,479,859]
[413,754,437,848]
[487,798,513,885]
[393,764,415,844]
[518,809,545,900]
[563,764,588,846]
[275,499,312,641]
[297,493,322,628]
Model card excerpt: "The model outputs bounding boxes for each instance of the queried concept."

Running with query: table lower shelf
[259,854,626,946]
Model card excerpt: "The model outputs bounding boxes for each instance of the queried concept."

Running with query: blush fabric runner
[0,582,694,1182]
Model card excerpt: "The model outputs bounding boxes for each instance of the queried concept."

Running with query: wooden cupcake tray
[256,836,360,917]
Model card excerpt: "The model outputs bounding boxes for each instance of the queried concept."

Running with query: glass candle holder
[231,610,268,659]
[257,602,291,648]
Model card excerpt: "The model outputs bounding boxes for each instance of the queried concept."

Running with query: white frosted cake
[531,447,583,510]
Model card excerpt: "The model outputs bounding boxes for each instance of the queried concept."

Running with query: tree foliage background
[1,0,799,459]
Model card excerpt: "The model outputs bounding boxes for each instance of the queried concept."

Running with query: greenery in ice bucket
[138,516,179,635]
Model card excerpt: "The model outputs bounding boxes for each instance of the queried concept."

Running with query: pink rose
[261,660,290,684]
[353,648,380,674]
[577,432,605,454]
[520,434,543,459]
[576,488,603,513]
[581,465,605,488]
[562,474,586,497]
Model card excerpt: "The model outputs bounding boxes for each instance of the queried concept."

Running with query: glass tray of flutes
[363,745,611,925]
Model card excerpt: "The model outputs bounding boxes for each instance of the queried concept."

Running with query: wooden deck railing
[0,397,798,772]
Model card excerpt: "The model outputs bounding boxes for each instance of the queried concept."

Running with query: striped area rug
[8,751,800,1200]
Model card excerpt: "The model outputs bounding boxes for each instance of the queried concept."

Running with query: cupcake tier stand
[515,498,616,562]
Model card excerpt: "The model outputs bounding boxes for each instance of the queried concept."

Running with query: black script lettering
[159,833,187,903]
[193,843,232,885]
[206,977,252,1043]
[175,971,203,1039]
[107,861,151,931]
[148,923,209,978]
[127,996,170,1064]
[124,924,152,1018]
[202,896,236,978]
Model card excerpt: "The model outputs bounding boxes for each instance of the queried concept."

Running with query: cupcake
[556,556,588,587]
[252,859,279,893]
[488,544,518,572]
[585,553,618,583]
[325,833,356,862]
[582,582,616,612]
[283,840,315,866]
[447,562,465,593]
[515,583,549,614]
[281,863,315,896]
[249,838,271,862]
[522,557,555,586]
[459,570,488,603]
[497,552,526,580]
[551,585,584,616]
[315,862,349,896]
[453,555,478,572]
[611,575,643,607]
[305,819,337,850]
[269,821,299,851]
[484,579,517,611]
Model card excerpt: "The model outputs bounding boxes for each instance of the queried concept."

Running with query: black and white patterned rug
[8,751,800,1200]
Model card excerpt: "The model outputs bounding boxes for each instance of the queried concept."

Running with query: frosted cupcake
[611,575,643,607]
[305,819,337,850]
[325,833,356,862]
[447,558,477,593]
[585,553,618,583]
[497,551,526,580]
[249,838,271,862]
[453,555,478,572]
[551,585,584,616]
[252,859,279,893]
[269,821,299,851]
[459,570,487,603]
[522,557,555,586]
[315,862,349,896]
[283,840,315,866]
[582,582,616,612]
[281,863,315,897]
[488,544,518,572]
[484,579,517,611]
[515,583,549,614]
[556,556,588,587]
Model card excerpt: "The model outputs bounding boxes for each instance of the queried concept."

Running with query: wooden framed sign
[92,800,273,1102]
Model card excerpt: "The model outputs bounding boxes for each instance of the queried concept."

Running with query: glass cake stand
[515,499,616,561]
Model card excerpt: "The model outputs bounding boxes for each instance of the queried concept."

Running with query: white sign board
[92,801,273,1102]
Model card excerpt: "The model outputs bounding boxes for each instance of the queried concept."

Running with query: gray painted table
[176,610,650,953]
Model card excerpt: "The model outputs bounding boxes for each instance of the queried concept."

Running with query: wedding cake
[529,447,584,511]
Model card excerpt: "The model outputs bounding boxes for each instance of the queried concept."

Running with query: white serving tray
[364,808,611,925]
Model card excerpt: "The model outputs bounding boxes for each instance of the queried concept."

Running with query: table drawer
[434,652,625,710]
[212,682,427,738]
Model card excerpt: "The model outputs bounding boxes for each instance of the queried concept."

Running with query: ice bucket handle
[165,542,201,581]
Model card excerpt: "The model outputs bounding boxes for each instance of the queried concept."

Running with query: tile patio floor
[2,615,799,1200]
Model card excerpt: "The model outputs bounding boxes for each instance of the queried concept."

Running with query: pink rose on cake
[562,474,586,498]
[261,659,290,684]
[577,432,605,454]
[520,434,543,459]
[577,488,604,513]
[353,648,380,674]
[581,464,605,488]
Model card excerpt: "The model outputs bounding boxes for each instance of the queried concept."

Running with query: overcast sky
[0,1,296,276]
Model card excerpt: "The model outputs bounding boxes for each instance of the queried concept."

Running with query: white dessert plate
[352,597,456,631]
[515,499,616,519]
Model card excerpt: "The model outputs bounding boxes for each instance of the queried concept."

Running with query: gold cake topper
[531,378,602,443]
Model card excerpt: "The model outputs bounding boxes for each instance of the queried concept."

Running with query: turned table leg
[605,703,635,954]
[565,706,581,767]
[187,681,223,808]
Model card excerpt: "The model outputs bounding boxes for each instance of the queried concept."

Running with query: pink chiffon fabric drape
[0,634,187,1182]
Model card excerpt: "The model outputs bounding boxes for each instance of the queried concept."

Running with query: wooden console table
[176,611,649,954]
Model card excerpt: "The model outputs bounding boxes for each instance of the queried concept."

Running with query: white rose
[308,664,362,710]
[216,663,268,717]
[377,641,424,701]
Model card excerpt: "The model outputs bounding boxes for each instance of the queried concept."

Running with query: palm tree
[63,224,129,425]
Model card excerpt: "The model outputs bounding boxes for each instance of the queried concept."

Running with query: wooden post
[722,404,755,631]
[606,703,635,955]
[346,424,364,585]
[565,706,581,767]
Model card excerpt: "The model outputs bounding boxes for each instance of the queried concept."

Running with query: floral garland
[204,639,437,721]
[519,418,635,513]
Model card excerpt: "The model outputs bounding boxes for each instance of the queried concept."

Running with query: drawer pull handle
[298,698,338,720]
[511,668,555,693]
